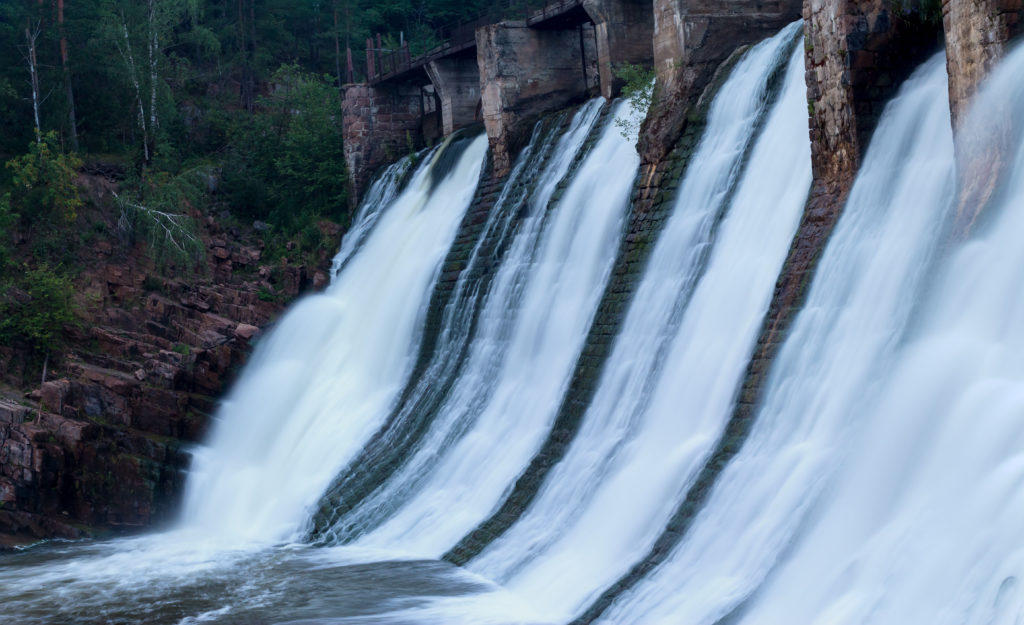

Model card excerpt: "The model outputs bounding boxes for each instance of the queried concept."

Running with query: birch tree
[24,19,43,144]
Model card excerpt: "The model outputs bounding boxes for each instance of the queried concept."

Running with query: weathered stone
[639,0,802,166]
[477,21,599,176]
[943,0,1023,126]
[425,54,481,136]
[234,323,260,341]
[583,0,655,98]
[943,0,1024,234]
[39,380,70,415]
[342,83,425,208]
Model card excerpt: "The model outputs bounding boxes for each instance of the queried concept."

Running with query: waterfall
[312,99,605,539]
[330,153,416,279]
[341,97,643,558]
[601,52,956,625]
[3,22,1023,625]
[180,135,488,543]
[462,22,803,620]
[727,43,1024,625]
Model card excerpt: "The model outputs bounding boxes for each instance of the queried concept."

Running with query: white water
[322,99,606,543]
[368,35,812,625]
[603,53,956,625]
[348,99,642,558]
[729,43,1024,625]
[467,41,808,622]
[331,154,416,278]
[5,26,1024,625]
[467,21,801,614]
[181,136,488,543]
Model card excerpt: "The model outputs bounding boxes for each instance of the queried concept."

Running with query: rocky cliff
[0,174,336,546]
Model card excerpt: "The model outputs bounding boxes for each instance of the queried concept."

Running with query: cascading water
[461,22,804,619]
[600,52,956,625]
[313,100,605,540]
[339,98,642,558]
[2,22,1022,625]
[723,43,1024,625]
[331,153,416,278]
[181,135,488,543]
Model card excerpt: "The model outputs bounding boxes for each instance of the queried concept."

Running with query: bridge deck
[368,0,586,85]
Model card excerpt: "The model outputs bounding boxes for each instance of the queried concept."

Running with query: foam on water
[181,136,488,544]
[602,52,956,625]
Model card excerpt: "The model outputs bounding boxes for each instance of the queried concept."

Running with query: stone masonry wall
[943,0,1024,234]
[477,22,598,176]
[425,55,482,136]
[943,0,1023,127]
[639,0,803,166]
[342,83,424,209]
[583,0,656,98]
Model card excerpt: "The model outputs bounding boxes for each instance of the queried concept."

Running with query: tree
[57,0,80,150]
[24,17,43,144]
[5,131,83,222]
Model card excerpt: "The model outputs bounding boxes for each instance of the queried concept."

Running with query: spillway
[601,51,956,625]
[181,135,488,544]
[1,23,1023,625]
[342,97,643,558]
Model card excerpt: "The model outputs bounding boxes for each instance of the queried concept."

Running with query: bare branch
[113,191,199,256]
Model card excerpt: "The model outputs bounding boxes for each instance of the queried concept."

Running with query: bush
[221,64,349,231]
[5,132,83,223]
[0,263,77,355]
[613,63,655,139]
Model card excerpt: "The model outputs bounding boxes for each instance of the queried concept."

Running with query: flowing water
[314,99,606,543]
[181,135,489,545]
[727,42,1024,625]
[2,25,1023,625]
[460,24,807,622]
[601,52,956,625]
[343,97,642,557]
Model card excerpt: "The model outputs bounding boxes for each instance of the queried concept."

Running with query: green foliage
[142,275,164,292]
[221,64,348,230]
[257,286,286,303]
[0,194,13,270]
[115,168,207,270]
[889,0,943,25]
[613,63,655,140]
[0,263,77,355]
[5,132,84,222]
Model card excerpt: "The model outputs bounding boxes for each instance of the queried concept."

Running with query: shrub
[5,132,83,223]
[0,263,77,355]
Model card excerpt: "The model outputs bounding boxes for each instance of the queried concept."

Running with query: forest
[0,0,504,358]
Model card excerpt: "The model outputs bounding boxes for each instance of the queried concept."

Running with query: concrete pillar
[943,0,1023,128]
[425,55,482,136]
[942,0,1023,235]
[640,0,803,164]
[582,0,655,99]
[477,21,598,176]
[341,83,423,209]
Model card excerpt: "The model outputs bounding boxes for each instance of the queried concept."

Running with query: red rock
[234,323,260,340]
[39,380,70,414]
